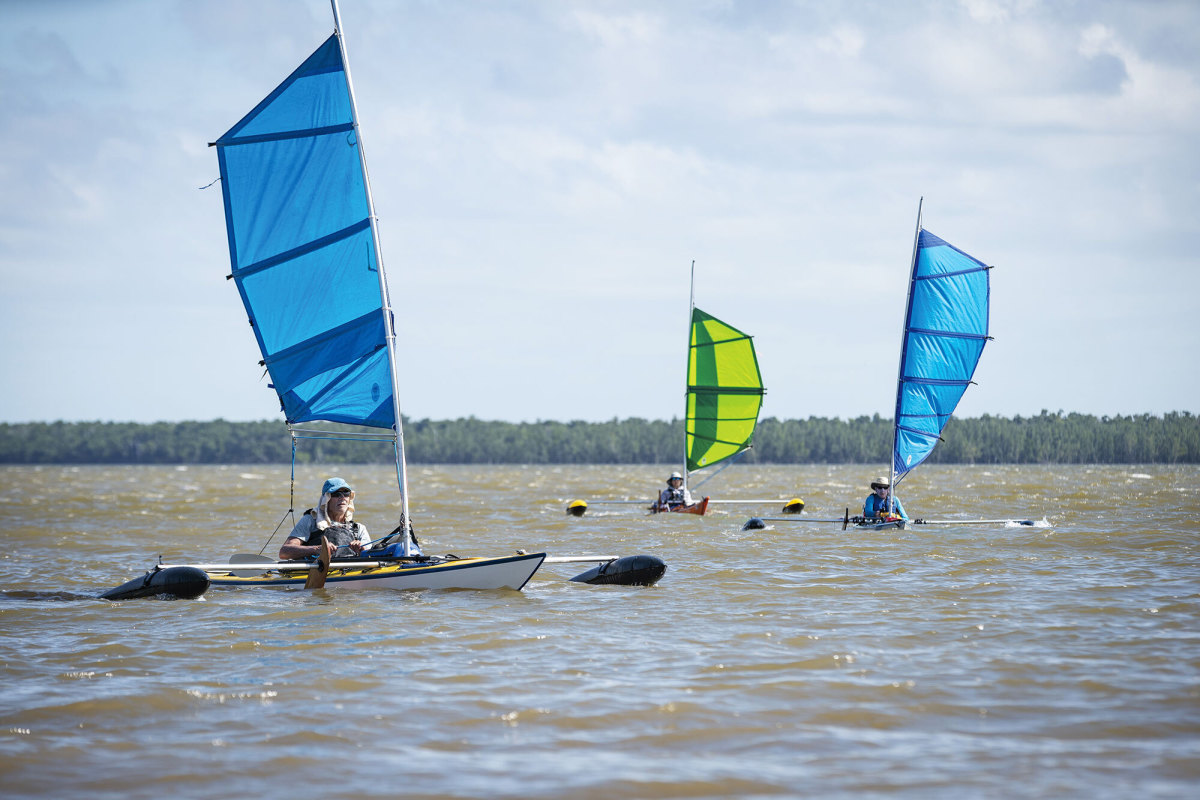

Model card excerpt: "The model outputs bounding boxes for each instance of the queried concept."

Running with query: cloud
[569,8,662,47]
[0,0,1197,424]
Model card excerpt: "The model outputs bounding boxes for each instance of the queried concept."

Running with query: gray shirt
[286,514,370,556]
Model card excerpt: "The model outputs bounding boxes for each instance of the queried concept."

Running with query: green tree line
[1,412,1197,464]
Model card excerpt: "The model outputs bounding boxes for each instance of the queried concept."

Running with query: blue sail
[214,35,394,429]
[892,229,991,477]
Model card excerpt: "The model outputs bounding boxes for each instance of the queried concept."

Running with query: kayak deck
[652,496,710,516]
[203,552,546,591]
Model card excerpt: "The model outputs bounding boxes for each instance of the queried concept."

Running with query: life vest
[661,486,688,507]
[864,494,898,518]
[300,514,363,552]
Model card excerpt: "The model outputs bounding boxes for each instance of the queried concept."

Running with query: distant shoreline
[1,412,1196,465]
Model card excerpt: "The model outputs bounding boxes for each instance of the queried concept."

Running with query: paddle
[304,537,333,589]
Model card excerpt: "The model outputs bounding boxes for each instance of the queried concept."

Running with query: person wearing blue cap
[278,477,371,560]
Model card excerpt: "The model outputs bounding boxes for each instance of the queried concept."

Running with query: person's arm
[279,536,325,560]
[278,516,321,560]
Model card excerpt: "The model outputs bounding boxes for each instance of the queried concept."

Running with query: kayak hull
[674,497,710,516]
[206,553,546,591]
[653,496,710,516]
[856,519,907,531]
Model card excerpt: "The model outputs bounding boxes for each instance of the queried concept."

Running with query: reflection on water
[1,463,1198,798]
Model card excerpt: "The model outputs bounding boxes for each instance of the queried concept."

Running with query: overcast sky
[2,0,1197,425]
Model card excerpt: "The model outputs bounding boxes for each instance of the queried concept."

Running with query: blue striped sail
[892,229,991,476]
[214,35,394,429]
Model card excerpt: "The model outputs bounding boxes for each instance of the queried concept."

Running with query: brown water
[1,463,1197,799]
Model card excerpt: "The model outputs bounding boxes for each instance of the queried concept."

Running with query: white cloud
[1079,22,1200,124]
[568,9,662,47]
[959,0,1038,25]
[815,24,865,58]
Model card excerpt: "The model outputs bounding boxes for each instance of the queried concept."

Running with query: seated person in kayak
[655,471,693,511]
[863,476,908,520]
[279,477,371,560]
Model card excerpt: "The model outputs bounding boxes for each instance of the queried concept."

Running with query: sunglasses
[331,488,353,497]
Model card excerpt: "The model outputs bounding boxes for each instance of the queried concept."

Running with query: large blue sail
[214,35,394,429]
[892,228,991,477]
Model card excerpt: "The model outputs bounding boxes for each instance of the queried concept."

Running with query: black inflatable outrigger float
[100,566,210,601]
[569,554,666,586]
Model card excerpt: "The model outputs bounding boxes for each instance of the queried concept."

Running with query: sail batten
[218,122,356,148]
[688,386,765,396]
[692,334,754,347]
[230,219,371,280]
[891,213,991,478]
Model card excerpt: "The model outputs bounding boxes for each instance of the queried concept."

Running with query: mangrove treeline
[1,412,1197,465]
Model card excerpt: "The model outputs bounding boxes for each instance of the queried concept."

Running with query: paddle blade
[304,537,332,589]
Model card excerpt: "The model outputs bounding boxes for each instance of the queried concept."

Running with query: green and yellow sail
[686,308,764,473]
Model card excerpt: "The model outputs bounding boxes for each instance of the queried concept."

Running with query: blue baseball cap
[322,477,353,495]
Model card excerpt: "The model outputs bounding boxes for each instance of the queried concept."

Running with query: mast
[889,197,924,513]
[330,0,413,546]
[684,260,696,496]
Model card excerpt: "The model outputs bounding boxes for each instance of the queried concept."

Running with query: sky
[1,0,1197,425]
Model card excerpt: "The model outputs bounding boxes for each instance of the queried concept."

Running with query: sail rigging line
[687,447,750,491]
[248,434,303,557]
[288,425,398,441]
